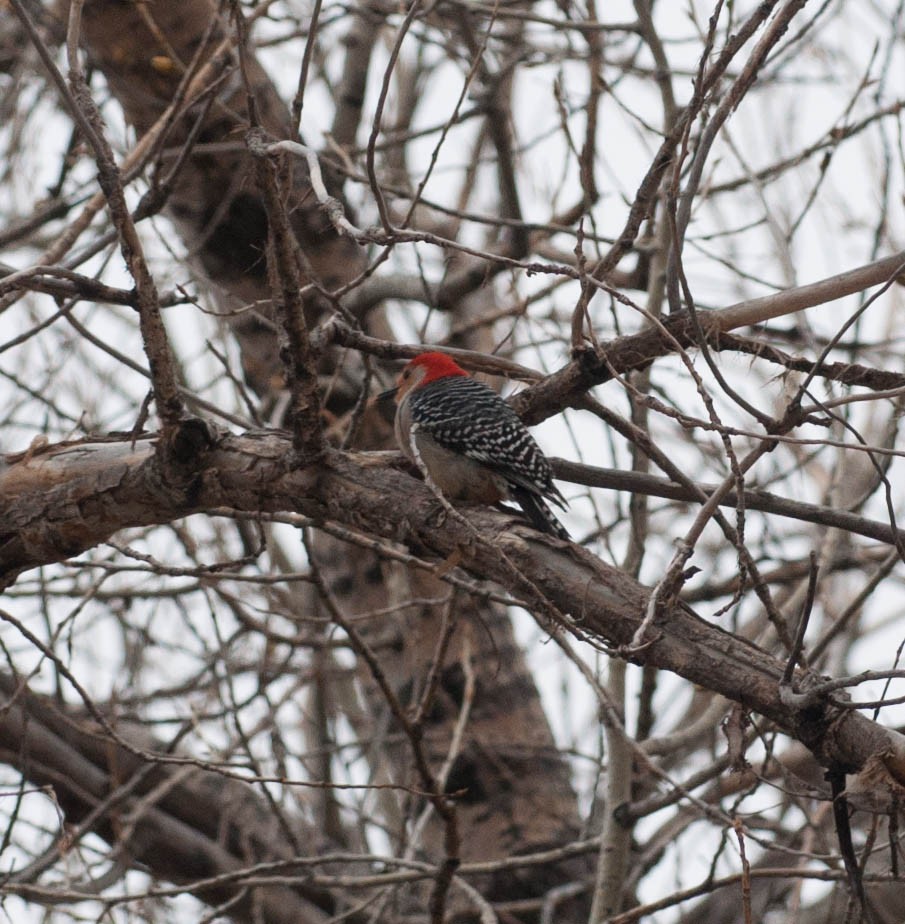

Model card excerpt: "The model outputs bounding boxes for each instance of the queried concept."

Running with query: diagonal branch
[0,674,333,924]
[10,0,185,428]
[3,430,905,793]
[513,249,905,425]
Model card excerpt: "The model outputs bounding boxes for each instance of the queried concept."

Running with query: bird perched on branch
[381,352,570,539]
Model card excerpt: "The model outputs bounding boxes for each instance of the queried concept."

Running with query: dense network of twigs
[2,1,905,922]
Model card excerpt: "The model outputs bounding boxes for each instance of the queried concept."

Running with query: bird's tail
[510,488,571,540]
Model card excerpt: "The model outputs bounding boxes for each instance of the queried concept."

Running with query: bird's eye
[401,368,411,379]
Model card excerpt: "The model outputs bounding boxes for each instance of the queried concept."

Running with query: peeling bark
[4,432,905,798]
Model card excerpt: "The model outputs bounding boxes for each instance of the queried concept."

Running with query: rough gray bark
[3,0,591,918]
[4,431,905,794]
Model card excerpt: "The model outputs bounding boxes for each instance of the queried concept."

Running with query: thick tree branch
[0,674,334,924]
[3,430,905,796]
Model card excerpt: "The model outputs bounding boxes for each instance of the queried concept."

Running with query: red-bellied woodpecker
[382,352,570,539]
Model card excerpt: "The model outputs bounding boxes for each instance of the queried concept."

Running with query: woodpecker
[382,352,570,539]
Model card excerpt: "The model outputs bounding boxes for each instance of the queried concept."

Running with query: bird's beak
[377,385,399,402]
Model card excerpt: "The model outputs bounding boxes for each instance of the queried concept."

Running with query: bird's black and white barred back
[407,375,566,506]
[387,352,570,539]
